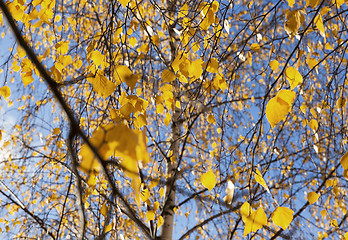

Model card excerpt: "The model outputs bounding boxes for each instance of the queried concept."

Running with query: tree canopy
[0,0,347,239]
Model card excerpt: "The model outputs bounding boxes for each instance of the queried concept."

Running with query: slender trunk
[160,0,179,239]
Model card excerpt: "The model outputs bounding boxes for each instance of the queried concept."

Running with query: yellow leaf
[343,169,348,179]
[105,223,113,233]
[146,210,155,221]
[189,58,203,80]
[200,170,216,192]
[336,97,346,109]
[141,188,150,202]
[250,43,260,52]
[266,90,296,128]
[254,168,268,189]
[334,0,345,8]
[314,14,325,38]
[285,67,303,89]
[53,128,60,135]
[243,207,267,236]
[206,58,219,73]
[91,50,105,68]
[240,202,253,222]
[285,10,304,38]
[287,0,295,7]
[118,0,130,7]
[22,72,34,87]
[269,60,279,71]
[55,41,69,55]
[162,69,176,83]
[307,0,320,8]
[129,37,137,47]
[331,219,338,227]
[307,191,319,204]
[0,86,10,99]
[211,1,219,13]
[154,201,159,211]
[114,65,139,90]
[87,72,116,98]
[271,207,294,229]
[157,215,164,227]
[306,57,318,69]
[340,151,348,170]
[101,202,108,218]
[207,114,216,125]
[308,119,318,132]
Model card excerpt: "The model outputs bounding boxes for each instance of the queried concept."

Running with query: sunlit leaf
[287,0,295,7]
[271,207,294,229]
[285,10,304,38]
[201,170,216,192]
[207,114,216,125]
[141,188,150,202]
[307,191,319,204]
[87,72,116,98]
[91,50,105,68]
[340,151,348,170]
[250,43,260,52]
[254,168,268,190]
[146,210,155,221]
[241,204,267,236]
[285,67,303,90]
[0,86,11,99]
[308,119,318,132]
[206,58,219,73]
[266,90,296,128]
[269,60,279,71]
[314,14,325,38]
[162,69,176,83]
[101,202,108,217]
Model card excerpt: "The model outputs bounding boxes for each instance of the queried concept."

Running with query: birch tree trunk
[160,0,179,239]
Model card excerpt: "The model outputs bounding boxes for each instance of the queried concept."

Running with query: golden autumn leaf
[314,14,325,38]
[146,210,155,221]
[206,58,219,73]
[240,202,267,236]
[114,65,139,91]
[157,215,164,227]
[207,114,216,125]
[285,67,303,90]
[254,168,270,193]
[162,69,176,83]
[189,58,203,80]
[284,10,304,38]
[306,57,318,69]
[201,170,216,192]
[141,188,150,202]
[271,207,294,229]
[101,202,108,217]
[79,123,150,202]
[269,60,279,71]
[87,72,116,98]
[307,191,319,204]
[307,0,320,8]
[308,119,318,132]
[340,151,348,170]
[0,86,11,99]
[91,50,105,68]
[118,0,130,7]
[287,0,295,7]
[250,43,260,52]
[266,90,296,128]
